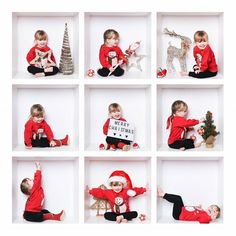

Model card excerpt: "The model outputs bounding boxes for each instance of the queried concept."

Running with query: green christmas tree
[198,111,220,140]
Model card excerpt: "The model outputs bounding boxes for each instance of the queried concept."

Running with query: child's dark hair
[213,205,221,219]
[103,29,119,43]
[194,31,208,43]
[20,178,30,195]
[166,100,188,129]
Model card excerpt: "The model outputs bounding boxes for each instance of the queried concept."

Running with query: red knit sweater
[168,116,199,145]
[26,45,56,66]
[24,119,54,147]
[193,45,218,72]
[25,170,45,212]
[103,118,127,135]
[99,44,127,69]
[179,207,212,224]
[89,187,146,213]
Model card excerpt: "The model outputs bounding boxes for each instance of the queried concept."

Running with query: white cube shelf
[157,84,223,152]
[12,12,79,79]
[84,12,151,79]
[12,84,79,152]
[84,156,151,223]
[157,12,223,79]
[84,85,151,151]
[12,156,79,223]
[156,156,223,223]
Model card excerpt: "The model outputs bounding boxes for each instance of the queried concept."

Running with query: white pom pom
[127,190,136,197]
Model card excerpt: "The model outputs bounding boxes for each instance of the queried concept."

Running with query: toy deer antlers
[163,28,192,73]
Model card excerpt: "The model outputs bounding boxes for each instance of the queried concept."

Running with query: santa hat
[107,170,133,189]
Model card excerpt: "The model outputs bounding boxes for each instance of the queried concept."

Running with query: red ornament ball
[197,128,205,135]
[87,69,95,77]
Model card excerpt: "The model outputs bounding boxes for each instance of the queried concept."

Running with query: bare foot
[179,147,185,151]
[121,219,128,223]
[44,67,53,72]
[122,145,130,151]
[195,141,203,148]
[157,186,165,198]
[116,215,124,223]
[35,72,45,77]
[180,71,188,76]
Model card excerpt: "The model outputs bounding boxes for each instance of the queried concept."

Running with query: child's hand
[50,140,56,147]
[145,183,150,192]
[199,117,205,123]
[25,145,32,149]
[85,185,90,195]
[35,162,41,170]
[118,60,123,65]
[109,66,115,73]
[194,69,201,74]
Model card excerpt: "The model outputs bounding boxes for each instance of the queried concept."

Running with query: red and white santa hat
[107,170,133,189]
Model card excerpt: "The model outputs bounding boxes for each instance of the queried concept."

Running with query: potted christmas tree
[197,111,220,148]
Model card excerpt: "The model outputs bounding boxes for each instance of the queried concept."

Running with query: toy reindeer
[163,28,192,73]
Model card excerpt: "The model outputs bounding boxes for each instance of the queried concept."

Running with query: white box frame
[12,156,79,223]
[12,84,79,152]
[156,156,223,223]
[12,12,79,79]
[157,12,224,79]
[84,85,152,151]
[84,156,151,223]
[84,12,152,79]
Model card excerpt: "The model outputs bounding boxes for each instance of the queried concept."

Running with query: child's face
[195,40,208,50]
[36,39,48,48]
[175,106,188,118]
[111,182,124,193]
[106,36,119,47]
[207,205,219,220]
[32,115,44,123]
[27,178,34,190]
[110,109,122,120]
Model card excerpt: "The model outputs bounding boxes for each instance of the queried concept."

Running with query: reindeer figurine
[164,28,192,73]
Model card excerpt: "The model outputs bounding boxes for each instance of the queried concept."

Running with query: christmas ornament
[157,68,167,78]
[87,69,95,77]
[59,23,74,75]
[139,214,146,221]
[198,111,220,148]
[164,28,192,73]
[132,143,139,149]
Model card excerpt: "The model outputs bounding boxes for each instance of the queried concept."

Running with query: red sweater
[24,119,54,147]
[179,207,212,224]
[193,45,218,72]
[99,44,127,69]
[168,116,199,145]
[103,118,127,135]
[25,170,45,212]
[26,45,56,66]
[89,187,146,213]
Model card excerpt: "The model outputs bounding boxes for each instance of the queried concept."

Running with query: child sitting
[24,104,69,148]
[26,30,59,77]
[157,187,220,224]
[97,29,127,77]
[89,170,146,223]
[20,162,65,222]
[166,100,205,150]
[181,30,218,78]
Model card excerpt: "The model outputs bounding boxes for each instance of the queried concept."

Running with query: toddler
[26,30,59,77]
[24,104,69,148]
[101,103,131,151]
[166,100,205,150]
[157,187,220,224]
[89,170,146,223]
[20,162,65,222]
[97,29,127,77]
[181,31,218,78]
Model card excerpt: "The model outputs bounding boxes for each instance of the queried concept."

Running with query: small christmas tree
[90,184,110,216]
[59,23,74,75]
[197,111,220,148]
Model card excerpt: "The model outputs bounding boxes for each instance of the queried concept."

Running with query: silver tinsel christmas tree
[59,23,74,75]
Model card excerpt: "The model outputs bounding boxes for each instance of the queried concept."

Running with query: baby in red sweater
[181,30,218,78]
[20,162,65,222]
[157,187,220,224]
[100,103,132,151]
[97,29,127,77]
[26,30,59,77]
[24,104,69,149]
[89,170,146,223]
[166,100,205,150]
